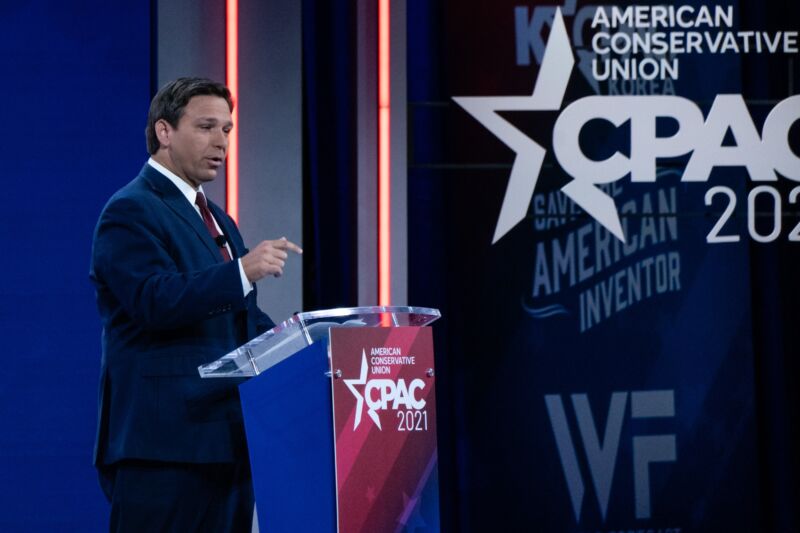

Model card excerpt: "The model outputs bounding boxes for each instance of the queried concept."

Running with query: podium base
[240,341,335,532]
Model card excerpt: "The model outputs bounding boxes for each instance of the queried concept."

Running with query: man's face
[156,95,233,188]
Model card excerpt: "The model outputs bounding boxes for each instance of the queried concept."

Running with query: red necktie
[195,192,232,262]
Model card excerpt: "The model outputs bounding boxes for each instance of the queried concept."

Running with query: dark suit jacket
[90,163,275,467]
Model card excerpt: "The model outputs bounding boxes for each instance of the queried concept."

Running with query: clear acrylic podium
[198,306,440,378]
[198,306,441,532]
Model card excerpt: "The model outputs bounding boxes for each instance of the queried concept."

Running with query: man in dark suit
[90,77,301,532]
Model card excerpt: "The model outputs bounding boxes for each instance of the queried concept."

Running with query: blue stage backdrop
[0,1,151,530]
[409,0,799,531]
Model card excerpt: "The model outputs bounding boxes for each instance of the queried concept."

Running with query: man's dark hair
[145,77,234,155]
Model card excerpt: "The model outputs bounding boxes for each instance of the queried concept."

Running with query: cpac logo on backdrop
[344,350,426,430]
[545,390,676,522]
[453,5,800,244]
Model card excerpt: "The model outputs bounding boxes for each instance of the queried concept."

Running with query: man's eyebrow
[194,117,234,127]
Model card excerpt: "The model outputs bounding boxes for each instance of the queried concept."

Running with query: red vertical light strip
[226,0,239,222]
[378,0,391,305]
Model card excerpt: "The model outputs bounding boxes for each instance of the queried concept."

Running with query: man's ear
[155,119,171,148]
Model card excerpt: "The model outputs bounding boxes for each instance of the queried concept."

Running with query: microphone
[214,235,228,247]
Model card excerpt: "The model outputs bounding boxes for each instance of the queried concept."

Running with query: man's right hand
[241,237,303,282]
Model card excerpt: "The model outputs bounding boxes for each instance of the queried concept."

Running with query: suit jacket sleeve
[214,209,277,335]
[93,194,246,331]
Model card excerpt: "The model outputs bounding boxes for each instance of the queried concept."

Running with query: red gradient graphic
[330,327,439,532]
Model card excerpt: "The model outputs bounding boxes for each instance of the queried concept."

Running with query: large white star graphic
[453,8,625,243]
[344,350,382,430]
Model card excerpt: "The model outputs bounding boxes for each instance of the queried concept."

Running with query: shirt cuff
[238,258,254,296]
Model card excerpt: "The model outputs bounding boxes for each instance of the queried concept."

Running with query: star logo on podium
[344,350,382,430]
[397,492,427,530]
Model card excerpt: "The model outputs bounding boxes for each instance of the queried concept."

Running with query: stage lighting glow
[378,0,391,305]
[226,0,239,222]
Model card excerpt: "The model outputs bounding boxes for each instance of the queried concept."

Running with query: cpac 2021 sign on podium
[199,306,441,532]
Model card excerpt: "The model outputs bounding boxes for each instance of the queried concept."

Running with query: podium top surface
[198,306,440,378]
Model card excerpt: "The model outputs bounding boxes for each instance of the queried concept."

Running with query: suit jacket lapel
[140,165,222,263]
[209,202,243,259]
